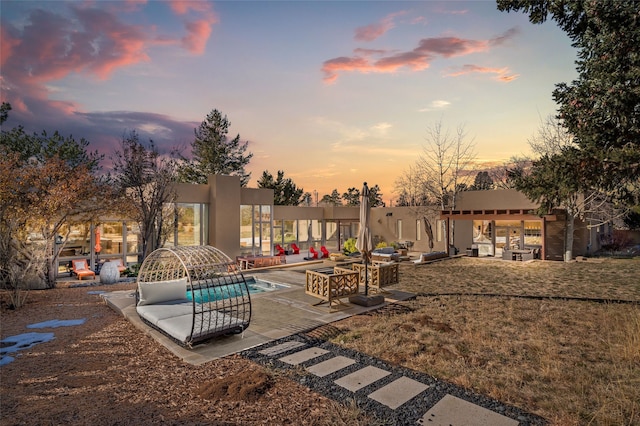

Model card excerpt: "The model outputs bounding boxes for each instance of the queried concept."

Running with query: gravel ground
[241,332,548,425]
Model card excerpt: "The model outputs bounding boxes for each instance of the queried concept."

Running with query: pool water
[186,277,288,303]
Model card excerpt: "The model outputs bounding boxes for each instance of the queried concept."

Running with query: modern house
[52,174,604,276]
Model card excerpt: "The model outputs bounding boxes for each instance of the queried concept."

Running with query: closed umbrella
[355,182,373,296]
[94,227,101,254]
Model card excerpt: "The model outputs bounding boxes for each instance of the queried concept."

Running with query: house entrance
[495,224,522,257]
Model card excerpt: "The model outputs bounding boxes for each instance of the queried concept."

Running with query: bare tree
[111,131,177,261]
[416,120,476,211]
[395,119,476,250]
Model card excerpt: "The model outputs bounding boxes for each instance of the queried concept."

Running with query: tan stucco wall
[174,182,210,203]
[209,175,242,258]
[273,206,325,220]
[368,207,447,253]
[456,189,538,210]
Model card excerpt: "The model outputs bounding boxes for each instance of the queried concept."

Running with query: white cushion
[75,260,86,270]
[137,277,188,306]
[136,301,193,325]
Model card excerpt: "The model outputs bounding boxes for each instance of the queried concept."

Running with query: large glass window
[260,205,272,255]
[298,219,311,249]
[283,220,296,244]
[126,222,141,264]
[311,220,322,245]
[473,220,492,243]
[101,221,123,255]
[524,221,542,246]
[325,221,338,249]
[60,223,91,256]
[175,203,204,246]
[240,205,253,253]
[239,204,272,255]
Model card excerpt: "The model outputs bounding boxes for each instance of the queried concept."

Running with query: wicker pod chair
[135,245,251,347]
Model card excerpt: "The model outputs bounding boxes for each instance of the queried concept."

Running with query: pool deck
[100,261,416,365]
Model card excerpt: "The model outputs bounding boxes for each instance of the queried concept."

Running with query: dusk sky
[0,0,577,203]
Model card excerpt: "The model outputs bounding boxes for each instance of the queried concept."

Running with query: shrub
[343,238,358,255]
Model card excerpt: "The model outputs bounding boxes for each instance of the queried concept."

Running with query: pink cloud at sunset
[355,11,407,42]
[446,64,520,82]
[169,0,218,54]
[322,28,519,84]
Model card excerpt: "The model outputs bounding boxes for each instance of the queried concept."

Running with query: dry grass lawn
[330,257,640,426]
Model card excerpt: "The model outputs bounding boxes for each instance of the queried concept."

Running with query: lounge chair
[72,259,95,280]
[309,247,319,259]
[108,258,127,274]
[320,246,330,258]
[274,244,286,256]
[290,243,300,254]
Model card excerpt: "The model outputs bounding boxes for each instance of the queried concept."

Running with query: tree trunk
[564,212,575,262]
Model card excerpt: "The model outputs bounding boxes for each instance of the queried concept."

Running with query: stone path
[242,335,546,426]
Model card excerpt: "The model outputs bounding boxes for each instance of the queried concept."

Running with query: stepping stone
[258,341,306,356]
[278,347,329,365]
[368,376,429,409]
[417,394,519,426]
[334,366,391,392]
[306,356,356,377]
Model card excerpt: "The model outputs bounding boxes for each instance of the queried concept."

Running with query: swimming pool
[186,277,288,303]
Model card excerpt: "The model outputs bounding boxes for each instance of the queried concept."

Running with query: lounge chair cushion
[155,311,244,343]
[74,260,87,270]
[136,300,193,325]
[373,247,396,254]
[137,277,188,306]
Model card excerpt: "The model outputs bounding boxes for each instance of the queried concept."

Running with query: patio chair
[274,244,286,256]
[290,243,300,254]
[71,259,95,280]
[309,247,319,259]
[320,246,330,258]
[108,258,126,274]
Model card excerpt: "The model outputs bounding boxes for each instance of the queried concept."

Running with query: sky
[0,0,578,203]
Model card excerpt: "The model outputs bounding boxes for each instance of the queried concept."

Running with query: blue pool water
[186,277,287,303]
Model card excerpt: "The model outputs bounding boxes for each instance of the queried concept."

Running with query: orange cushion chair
[72,259,95,280]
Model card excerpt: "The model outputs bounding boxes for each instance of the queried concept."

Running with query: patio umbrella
[94,227,101,255]
[356,182,373,296]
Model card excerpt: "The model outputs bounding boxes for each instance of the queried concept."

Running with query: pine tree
[178,109,253,186]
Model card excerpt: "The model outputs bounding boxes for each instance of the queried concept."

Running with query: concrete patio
[100,261,416,365]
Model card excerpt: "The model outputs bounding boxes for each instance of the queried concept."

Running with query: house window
[416,220,421,241]
[473,220,492,243]
[397,219,403,239]
[524,221,542,246]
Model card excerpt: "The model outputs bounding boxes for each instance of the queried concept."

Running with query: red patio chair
[275,244,286,256]
[309,247,319,259]
[320,246,330,258]
[290,243,300,254]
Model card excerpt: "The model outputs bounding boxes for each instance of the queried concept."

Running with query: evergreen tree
[257,170,304,206]
[470,171,494,191]
[320,189,342,206]
[178,109,253,186]
[342,187,360,206]
[498,0,640,200]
